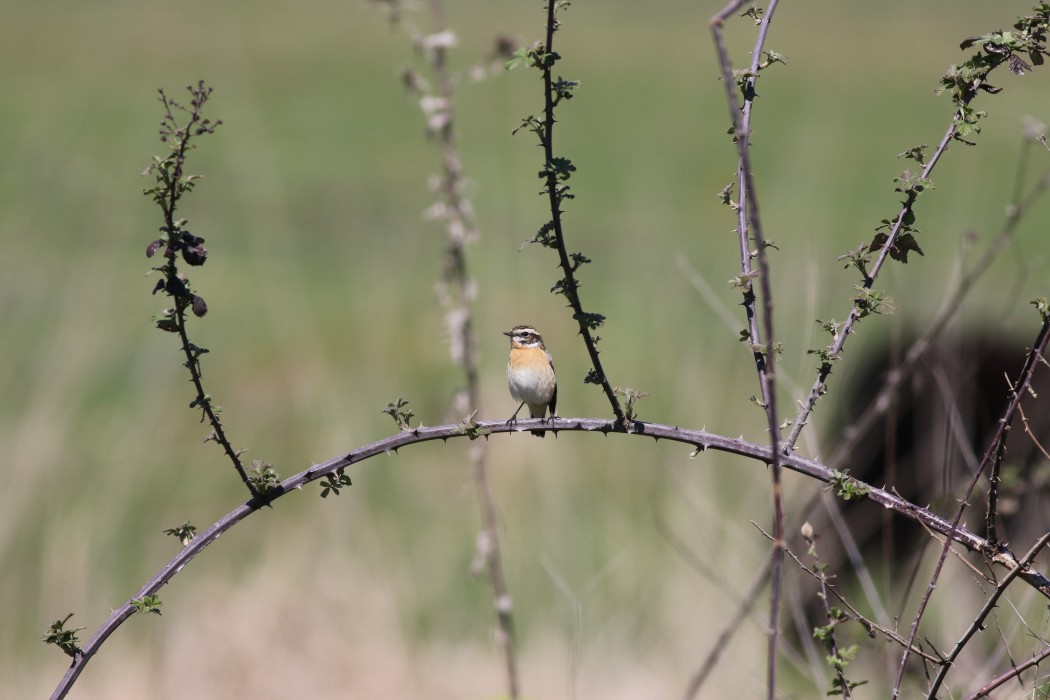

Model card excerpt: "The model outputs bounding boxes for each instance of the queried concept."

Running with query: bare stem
[927,530,1050,697]
[682,554,772,699]
[423,1,520,694]
[709,2,784,695]
[962,644,1050,700]
[775,532,940,663]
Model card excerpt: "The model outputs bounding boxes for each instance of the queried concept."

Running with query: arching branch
[49,417,1050,700]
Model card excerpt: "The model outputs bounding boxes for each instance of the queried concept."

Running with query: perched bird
[504,324,558,437]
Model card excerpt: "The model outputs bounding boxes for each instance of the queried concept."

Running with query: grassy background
[3,1,1050,697]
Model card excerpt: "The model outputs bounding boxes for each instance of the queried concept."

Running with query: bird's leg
[507,401,526,428]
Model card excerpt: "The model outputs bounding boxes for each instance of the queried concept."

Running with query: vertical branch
[143,83,259,497]
[540,1,625,422]
[802,525,857,698]
[528,0,626,425]
[416,2,521,695]
[709,2,784,697]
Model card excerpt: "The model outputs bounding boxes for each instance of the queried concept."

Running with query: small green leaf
[246,460,280,494]
[1031,296,1050,321]
[456,410,491,441]
[41,614,84,658]
[319,467,353,498]
[131,594,163,616]
[382,397,415,430]
[163,521,197,546]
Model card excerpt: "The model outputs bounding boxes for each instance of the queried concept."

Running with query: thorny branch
[709,2,784,696]
[142,82,257,496]
[49,416,1050,700]
[787,5,1050,451]
[892,317,1050,696]
[927,531,1050,697]
[827,168,1050,470]
[535,0,626,425]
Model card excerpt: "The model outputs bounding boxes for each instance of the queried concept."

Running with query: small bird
[504,324,558,437]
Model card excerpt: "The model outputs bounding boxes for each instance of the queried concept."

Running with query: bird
[504,324,558,437]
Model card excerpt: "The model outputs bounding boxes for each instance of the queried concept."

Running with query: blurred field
[3,1,1050,697]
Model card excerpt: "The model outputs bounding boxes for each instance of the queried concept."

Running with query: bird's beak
[502,330,513,337]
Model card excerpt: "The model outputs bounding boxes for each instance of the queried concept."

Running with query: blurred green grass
[3,1,1050,697]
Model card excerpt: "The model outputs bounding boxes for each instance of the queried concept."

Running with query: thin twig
[764,525,941,664]
[962,644,1050,700]
[892,319,1050,696]
[821,495,892,627]
[808,531,854,698]
[987,362,1049,545]
[681,554,773,700]
[927,531,1050,697]
[655,507,775,699]
[1017,401,1050,461]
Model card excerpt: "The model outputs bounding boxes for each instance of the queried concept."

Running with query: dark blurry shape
[801,331,1050,616]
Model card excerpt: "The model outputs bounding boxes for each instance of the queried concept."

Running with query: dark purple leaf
[181,235,208,266]
[166,276,189,297]
[1009,54,1033,76]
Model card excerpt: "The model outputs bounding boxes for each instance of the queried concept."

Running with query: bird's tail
[530,407,547,438]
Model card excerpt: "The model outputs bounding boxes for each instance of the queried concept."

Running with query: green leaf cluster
[829,469,869,501]
[852,287,896,320]
[382,397,415,430]
[320,467,353,497]
[872,208,924,265]
[246,460,280,495]
[163,521,197,546]
[41,613,84,658]
[505,44,559,72]
[1032,296,1050,321]
[573,311,605,331]
[614,387,649,423]
[456,410,491,441]
[938,4,1050,144]
[717,183,740,211]
[583,368,603,385]
[131,594,163,616]
[728,271,760,292]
